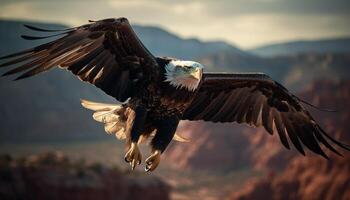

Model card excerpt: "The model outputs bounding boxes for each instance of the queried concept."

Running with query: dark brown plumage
[0,17,349,171]
[1,17,158,102]
[183,73,350,158]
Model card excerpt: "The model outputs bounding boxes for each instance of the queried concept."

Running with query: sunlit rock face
[226,80,350,200]
[165,121,254,171]
[166,80,350,171]
[164,80,350,200]
[227,155,350,200]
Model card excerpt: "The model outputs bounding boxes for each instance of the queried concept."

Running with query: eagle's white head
[164,60,204,91]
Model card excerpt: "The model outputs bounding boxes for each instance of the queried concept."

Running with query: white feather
[81,99,122,111]
[81,99,126,139]
[164,60,203,91]
[81,99,190,143]
[104,121,123,135]
[115,128,126,140]
[92,110,119,123]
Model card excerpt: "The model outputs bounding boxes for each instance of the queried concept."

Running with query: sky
[0,0,349,49]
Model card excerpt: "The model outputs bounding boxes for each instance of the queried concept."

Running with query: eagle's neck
[165,74,201,92]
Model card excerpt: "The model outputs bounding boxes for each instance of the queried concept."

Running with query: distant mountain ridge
[0,19,245,60]
[249,37,350,57]
[0,19,244,141]
[0,19,349,142]
[133,25,247,59]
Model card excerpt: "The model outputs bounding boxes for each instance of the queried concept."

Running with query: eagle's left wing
[182,72,350,158]
[0,18,159,102]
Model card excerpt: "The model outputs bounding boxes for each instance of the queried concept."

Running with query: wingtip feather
[14,75,27,81]
[318,126,350,151]
[21,32,67,40]
[2,70,13,77]
[21,35,44,40]
[23,24,74,32]
[0,50,31,60]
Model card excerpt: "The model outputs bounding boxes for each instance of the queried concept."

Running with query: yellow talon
[124,142,142,170]
[145,149,161,172]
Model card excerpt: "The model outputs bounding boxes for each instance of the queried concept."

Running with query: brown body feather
[183,73,350,158]
[1,17,349,163]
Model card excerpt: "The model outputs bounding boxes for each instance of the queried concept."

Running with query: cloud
[0,0,349,48]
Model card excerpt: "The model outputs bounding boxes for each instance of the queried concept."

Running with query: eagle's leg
[124,106,148,170]
[145,115,179,172]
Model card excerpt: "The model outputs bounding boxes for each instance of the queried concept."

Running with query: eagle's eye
[175,65,182,71]
[184,66,191,71]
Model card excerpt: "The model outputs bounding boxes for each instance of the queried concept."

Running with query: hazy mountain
[0,19,245,60]
[166,80,350,173]
[198,52,350,91]
[0,19,244,141]
[249,37,350,57]
[0,20,67,55]
[0,19,349,142]
[227,80,350,200]
[133,25,247,59]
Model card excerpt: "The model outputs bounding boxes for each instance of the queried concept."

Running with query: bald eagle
[1,18,349,172]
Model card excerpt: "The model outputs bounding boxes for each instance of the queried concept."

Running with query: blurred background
[0,0,349,200]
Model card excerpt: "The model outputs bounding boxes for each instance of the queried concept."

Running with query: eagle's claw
[145,150,161,172]
[124,142,142,170]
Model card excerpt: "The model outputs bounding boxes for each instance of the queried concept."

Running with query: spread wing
[183,72,350,158]
[0,18,158,102]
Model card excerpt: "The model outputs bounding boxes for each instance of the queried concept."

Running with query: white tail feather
[81,99,122,111]
[93,110,119,123]
[115,128,126,140]
[81,99,189,142]
[81,99,126,139]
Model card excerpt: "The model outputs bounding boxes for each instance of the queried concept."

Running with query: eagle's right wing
[0,18,159,102]
[183,72,350,158]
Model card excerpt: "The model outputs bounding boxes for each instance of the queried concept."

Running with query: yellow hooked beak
[189,68,202,80]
